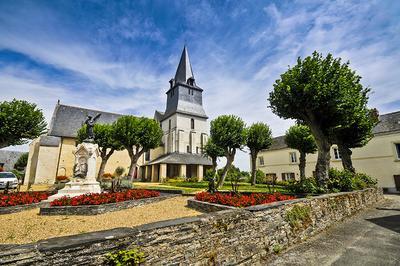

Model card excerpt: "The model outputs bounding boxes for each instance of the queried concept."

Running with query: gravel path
[0,196,200,244]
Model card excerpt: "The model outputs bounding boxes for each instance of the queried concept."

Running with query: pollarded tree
[77,123,123,180]
[113,116,163,180]
[334,108,379,173]
[284,125,317,180]
[203,138,224,176]
[210,115,246,188]
[246,123,272,186]
[269,51,370,187]
[0,99,47,149]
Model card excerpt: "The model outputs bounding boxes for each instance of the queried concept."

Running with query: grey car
[0,172,19,189]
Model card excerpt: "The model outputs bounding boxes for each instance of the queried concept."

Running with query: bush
[14,152,28,170]
[287,177,325,194]
[187,176,199,182]
[11,169,24,180]
[105,248,145,265]
[114,166,125,177]
[204,169,215,182]
[166,176,186,183]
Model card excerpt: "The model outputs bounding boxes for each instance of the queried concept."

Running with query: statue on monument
[84,113,101,142]
[73,157,88,178]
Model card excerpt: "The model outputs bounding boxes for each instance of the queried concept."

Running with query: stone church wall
[0,188,383,265]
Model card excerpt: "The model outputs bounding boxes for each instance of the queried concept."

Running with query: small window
[191,118,195,130]
[188,88,190,94]
[289,152,297,163]
[258,156,264,166]
[196,147,199,154]
[395,144,400,159]
[169,119,171,130]
[333,148,341,160]
[187,145,191,153]
[282,172,295,181]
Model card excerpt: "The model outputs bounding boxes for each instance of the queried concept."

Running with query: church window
[187,145,191,153]
[169,119,171,130]
[196,147,199,154]
[191,118,195,129]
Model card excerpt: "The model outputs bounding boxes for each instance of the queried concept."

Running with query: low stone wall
[187,198,236,212]
[39,194,177,216]
[0,188,383,265]
[0,202,48,215]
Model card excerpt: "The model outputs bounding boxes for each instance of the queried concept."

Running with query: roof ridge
[57,103,124,116]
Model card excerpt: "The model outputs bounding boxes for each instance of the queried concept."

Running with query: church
[24,46,212,185]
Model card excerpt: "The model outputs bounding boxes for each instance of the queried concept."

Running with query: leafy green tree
[202,138,224,176]
[210,115,246,188]
[77,124,123,180]
[113,116,163,180]
[334,108,379,173]
[246,122,272,185]
[14,152,29,170]
[0,99,47,149]
[269,51,370,187]
[284,125,317,180]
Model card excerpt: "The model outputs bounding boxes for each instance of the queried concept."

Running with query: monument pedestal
[47,142,102,201]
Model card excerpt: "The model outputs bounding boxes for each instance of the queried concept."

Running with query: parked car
[0,172,19,190]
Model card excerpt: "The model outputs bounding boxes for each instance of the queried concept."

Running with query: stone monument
[47,114,102,201]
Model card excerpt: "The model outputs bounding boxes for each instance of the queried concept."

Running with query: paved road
[268,195,400,266]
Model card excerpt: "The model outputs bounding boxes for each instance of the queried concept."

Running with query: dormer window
[191,118,195,130]
[187,77,195,86]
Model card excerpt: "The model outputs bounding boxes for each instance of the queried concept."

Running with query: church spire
[174,45,194,84]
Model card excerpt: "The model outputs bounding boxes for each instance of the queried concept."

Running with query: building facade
[24,46,212,185]
[255,111,400,193]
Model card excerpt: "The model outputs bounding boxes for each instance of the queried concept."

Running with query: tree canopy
[269,51,370,186]
[246,122,272,185]
[203,138,224,172]
[210,115,246,188]
[284,124,317,179]
[0,99,47,149]
[113,116,163,179]
[14,152,29,170]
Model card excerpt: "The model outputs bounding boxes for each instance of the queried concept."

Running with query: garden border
[39,194,178,216]
[0,201,48,215]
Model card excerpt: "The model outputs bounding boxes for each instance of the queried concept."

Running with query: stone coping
[0,201,48,215]
[39,194,178,216]
[188,188,379,213]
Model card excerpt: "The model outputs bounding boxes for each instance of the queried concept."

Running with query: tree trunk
[211,157,217,174]
[338,144,355,173]
[250,151,257,186]
[307,121,331,188]
[217,150,235,188]
[127,148,145,181]
[97,148,115,180]
[299,151,306,181]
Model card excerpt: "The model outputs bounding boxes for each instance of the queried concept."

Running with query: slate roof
[372,111,400,135]
[48,104,123,138]
[264,111,400,151]
[174,46,194,84]
[147,152,212,166]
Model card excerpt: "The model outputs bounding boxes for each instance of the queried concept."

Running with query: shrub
[255,169,267,184]
[0,192,51,207]
[56,175,69,182]
[287,177,325,194]
[195,192,295,207]
[285,204,312,228]
[166,176,186,183]
[102,173,113,178]
[14,152,29,170]
[114,166,125,177]
[50,189,160,206]
[187,176,199,182]
[11,169,24,180]
[204,169,215,182]
[105,248,145,265]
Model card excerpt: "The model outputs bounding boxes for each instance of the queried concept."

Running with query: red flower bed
[50,189,160,206]
[0,191,51,207]
[195,192,296,208]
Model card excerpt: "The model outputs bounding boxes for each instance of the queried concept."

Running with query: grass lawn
[133,181,289,194]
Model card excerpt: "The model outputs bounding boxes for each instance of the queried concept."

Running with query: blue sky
[1,0,400,170]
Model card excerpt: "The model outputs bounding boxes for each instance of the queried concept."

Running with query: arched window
[191,118,195,130]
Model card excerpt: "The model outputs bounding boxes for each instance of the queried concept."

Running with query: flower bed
[0,191,51,208]
[194,192,296,208]
[50,189,160,206]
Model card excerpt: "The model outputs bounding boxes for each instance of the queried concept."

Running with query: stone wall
[0,188,383,265]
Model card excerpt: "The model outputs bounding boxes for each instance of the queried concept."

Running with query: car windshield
[0,173,16,179]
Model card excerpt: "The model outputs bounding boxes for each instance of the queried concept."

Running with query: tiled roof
[147,152,212,166]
